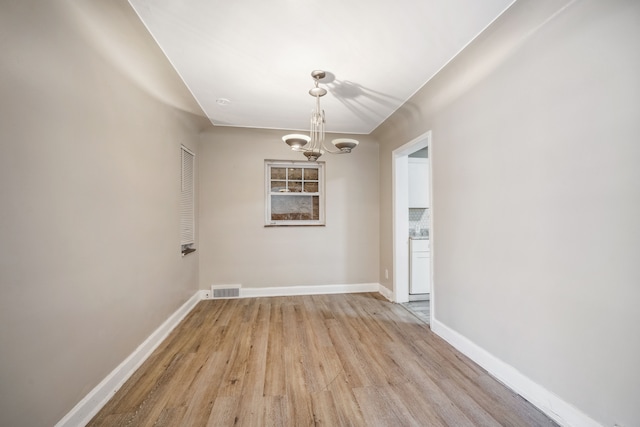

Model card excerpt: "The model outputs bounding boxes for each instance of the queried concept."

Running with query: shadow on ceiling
[320,71,403,127]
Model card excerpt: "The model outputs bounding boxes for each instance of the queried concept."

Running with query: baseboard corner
[430,318,602,427]
[55,290,202,427]
[377,283,394,301]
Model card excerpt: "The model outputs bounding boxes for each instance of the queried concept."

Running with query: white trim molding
[55,292,202,427]
[240,283,380,298]
[377,283,394,301]
[57,284,389,426]
[392,130,431,305]
[430,319,602,427]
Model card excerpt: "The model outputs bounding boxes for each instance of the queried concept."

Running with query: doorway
[392,131,432,321]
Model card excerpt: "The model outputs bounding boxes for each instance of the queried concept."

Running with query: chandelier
[282,70,359,161]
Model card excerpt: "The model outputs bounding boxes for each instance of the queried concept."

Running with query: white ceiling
[128,0,515,135]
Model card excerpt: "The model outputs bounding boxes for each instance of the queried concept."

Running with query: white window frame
[180,146,195,253]
[265,159,325,226]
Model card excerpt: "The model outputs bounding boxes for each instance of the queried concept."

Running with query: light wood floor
[88,293,557,426]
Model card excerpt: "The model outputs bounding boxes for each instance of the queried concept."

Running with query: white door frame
[392,131,432,306]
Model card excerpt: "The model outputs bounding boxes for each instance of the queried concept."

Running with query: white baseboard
[430,319,602,427]
[377,283,394,301]
[56,291,203,427]
[57,284,389,426]
[239,282,380,298]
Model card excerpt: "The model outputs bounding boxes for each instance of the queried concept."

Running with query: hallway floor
[402,299,430,324]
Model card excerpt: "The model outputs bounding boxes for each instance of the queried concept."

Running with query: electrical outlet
[385,269,389,279]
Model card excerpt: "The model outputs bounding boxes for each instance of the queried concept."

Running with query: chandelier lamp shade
[282,70,359,161]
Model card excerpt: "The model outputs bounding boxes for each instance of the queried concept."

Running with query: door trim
[392,131,432,308]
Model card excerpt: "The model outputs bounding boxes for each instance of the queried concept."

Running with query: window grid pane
[266,161,324,225]
[271,167,286,180]
[269,166,319,194]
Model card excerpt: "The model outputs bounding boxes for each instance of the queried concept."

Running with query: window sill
[265,224,325,227]
[181,248,196,257]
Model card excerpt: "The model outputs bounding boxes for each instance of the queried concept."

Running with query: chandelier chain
[282,70,359,161]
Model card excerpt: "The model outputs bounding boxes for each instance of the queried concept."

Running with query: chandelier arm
[282,70,358,160]
[319,143,348,154]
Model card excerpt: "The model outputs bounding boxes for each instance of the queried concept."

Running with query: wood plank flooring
[88,293,557,426]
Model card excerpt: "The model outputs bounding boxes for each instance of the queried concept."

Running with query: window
[265,160,325,226]
[180,146,195,254]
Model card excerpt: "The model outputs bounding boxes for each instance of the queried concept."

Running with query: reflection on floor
[402,299,430,324]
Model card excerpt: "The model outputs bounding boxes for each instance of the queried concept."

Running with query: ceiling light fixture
[282,70,359,161]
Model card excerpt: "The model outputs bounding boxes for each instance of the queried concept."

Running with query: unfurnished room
[1,0,639,426]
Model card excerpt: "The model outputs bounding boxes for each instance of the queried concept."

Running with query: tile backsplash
[409,208,430,237]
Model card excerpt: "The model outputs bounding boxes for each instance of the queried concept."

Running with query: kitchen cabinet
[408,158,430,208]
[410,239,430,295]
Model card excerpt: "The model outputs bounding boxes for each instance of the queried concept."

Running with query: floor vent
[211,285,241,299]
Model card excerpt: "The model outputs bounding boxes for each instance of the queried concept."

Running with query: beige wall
[0,1,209,425]
[4,0,638,425]
[199,127,379,288]
[374,0,640,425]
